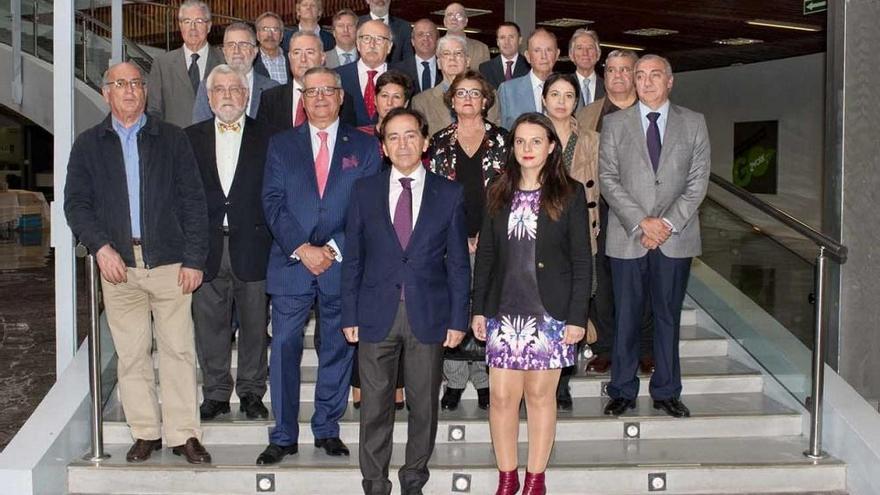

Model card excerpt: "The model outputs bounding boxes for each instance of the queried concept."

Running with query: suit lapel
[408,172,436,250]
[295,125,319,196]
[283,82,295,124]
[623,107,653,174]
[322,125,347,199]
[378,170,403,252]
[202,121,223,194]
[658,104,684,173]
[172,48,194,96]
[228,119,254,199]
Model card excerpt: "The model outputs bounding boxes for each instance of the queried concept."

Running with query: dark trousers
[268,283,353,446]
[193,238,268,401]
[607,250,691,401]
[359,303,443,495]
[351,348,405,388]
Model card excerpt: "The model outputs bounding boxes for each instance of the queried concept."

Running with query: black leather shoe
[126,438,162,462]
[440,387,464,410]
[239,394,269,419]
[200,399,230,420]
[603,397,636,416]
[256,443,298,465]
[477,387,490,410]
[315,437,350,456]
[556,385,573,411]
[171,437,212,464]
[653,397,691,418]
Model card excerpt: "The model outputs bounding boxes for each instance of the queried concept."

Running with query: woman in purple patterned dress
[472,113,591,495]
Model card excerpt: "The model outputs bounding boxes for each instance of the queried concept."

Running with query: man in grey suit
[192,23,279,123]
[497,28,559,130]
[325,9,359,69]
[147,0,224,128]
[599,54,710,419]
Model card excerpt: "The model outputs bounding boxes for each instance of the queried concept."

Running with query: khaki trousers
[101,246,200,446]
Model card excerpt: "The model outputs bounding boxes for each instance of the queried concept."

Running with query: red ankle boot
[495,468,520,495]
[522,471,546,495]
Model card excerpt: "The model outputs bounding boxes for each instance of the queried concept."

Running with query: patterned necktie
[582,78,591,106]
[342,52,353,65]
[646,112,662,172]
[188,53,200,94]
[504,60,513,81]
[294,96,307,126]
[393,177,414,250]
[315,130,330,196]
[217,121,241,133]
[364,70,378,120]
[421,61,432,92]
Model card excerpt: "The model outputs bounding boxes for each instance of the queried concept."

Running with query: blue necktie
[646,112,662,172]
[342,52,353,65]
[421,61,432,91]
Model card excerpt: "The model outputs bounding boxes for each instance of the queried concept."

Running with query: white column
[504,0,535,36]
[11,0,22,104]
[111,0,123,65]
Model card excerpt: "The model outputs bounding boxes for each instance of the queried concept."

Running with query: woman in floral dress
[472,113,592,495]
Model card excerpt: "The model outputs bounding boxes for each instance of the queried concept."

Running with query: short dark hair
[443,70,496,118]
[497,21,521,36]
[541,72,580,117]
[375,70,415,104]
[379,107,429,141]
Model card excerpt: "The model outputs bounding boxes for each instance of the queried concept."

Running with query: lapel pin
[342,135,349,142]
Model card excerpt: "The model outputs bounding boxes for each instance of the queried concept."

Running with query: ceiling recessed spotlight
[599,42,645,52]
[746,19,822,32]
[437,27,482,34]
[714,37,764,45]
[624,28,679,37]
[538,18,594,28]
[431,7,492,17]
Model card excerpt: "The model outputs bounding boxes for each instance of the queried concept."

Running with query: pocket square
[342,155,359,170]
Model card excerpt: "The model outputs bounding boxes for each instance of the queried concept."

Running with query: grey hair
[255,11,284,29]
[568,28,600,57]
[102,62,145,85]
[206,64,248,90]
[436,34,467,55]
[303,66,343,87]
[635,54,673,76]
[178,0,211,21]
[288,30,322,50]
[356,19,394,44]
[224,22,256,43]
[605,49,639,65]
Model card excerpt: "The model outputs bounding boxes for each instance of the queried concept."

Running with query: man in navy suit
[497,28,560,129]
[281,0,336,52]
[342,107,469,495]
[336,19,392,127]
[390,19,440,94]
[359,0,413,64]
[258,66,382,464]
[479,21,530,88]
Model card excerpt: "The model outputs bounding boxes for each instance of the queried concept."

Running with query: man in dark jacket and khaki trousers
[64,62,211,464]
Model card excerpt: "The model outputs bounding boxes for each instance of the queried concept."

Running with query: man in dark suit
[342,107,469,495]
[390,19,440,94]
[337,20,392,127]
[186,64,275,422]
[253,12,290,85]
[325,9,360,69]
[359,0,412,64]
[570,29,605,110]
[479,22,529,88]
[599,54,710,419]
[281,0,336,52]
[258,66,382,464]
[147,0,223,129]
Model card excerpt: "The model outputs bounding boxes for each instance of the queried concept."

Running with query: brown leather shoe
[587,355,611,374]
[171,437,212,464]
[639,356,656,374]
[126,438,162,463]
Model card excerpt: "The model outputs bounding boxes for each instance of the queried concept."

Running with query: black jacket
[185,117,276,282]
[257,81,358,131]
[390,56,441,94]
[479,55,530,89]
[64,113,209,270]
[472,185,591,327]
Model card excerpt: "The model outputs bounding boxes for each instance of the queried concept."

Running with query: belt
[132,238,143,246]
[222,226,230,236]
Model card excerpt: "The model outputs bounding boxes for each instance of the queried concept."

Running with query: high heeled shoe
[495,468,520,495]
[522,471,545,495]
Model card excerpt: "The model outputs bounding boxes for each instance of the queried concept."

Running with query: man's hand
[96,244,127,284]
[639,217,672,245]
[178,267,203,294]
[471,315,487,341]
[443,329,466,348]
[343,326,359,343]
[562,325,586,345]
[467,235,479,254]
[640,233,661,250]
[295,244,334,276]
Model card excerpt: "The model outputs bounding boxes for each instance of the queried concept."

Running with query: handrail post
[81,245,110,462]
[805,246,828,459]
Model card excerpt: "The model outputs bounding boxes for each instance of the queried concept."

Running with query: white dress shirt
[501,54,519,70]
[528,70,545,113]
[183,43,210,80]
[389,164,426,229]
[638,100,670,143]
[214,114,246,225]
[309,118,340,162]
[245,70,255,117]
[415,55,437,88]
[357,59,388,96]
[575,70,598,105]
[291,79,304,120]
[370,12,389,25]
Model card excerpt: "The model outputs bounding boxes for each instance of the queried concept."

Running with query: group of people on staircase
[62,0,710,493]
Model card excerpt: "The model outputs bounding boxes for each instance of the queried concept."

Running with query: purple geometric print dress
[485,189,577,370]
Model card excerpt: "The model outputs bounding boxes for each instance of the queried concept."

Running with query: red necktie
[315,131,330,197]
[364,70,378,120]
[505,60,513,81]
[294,96,306,127]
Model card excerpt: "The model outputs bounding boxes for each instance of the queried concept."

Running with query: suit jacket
[479,55,530,88]
[472,187,591,327]
[191,71,280,124]
[256,81,358,130]
[253,50,291,84]
[390,56,441,94]
[411,84,502,136]
[341,169,470,344]
[358,15,413,64]
[184,117,276,282]
[147,46,224,129]
[574,75,605,112]
[262,122,382,296]
[497,73,538,130]
[576,97,605,133]
[598,102,711,260]
[336,62,383,127]
[465,38,491,68]
[281,26,335,52]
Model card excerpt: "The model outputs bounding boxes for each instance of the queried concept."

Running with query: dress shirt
[638,100,669,144]
[415,55,437,87]
[214,114,246,225]
[501,54,519,69]
[299,24,322,38]
[575,70,598,105]
[529,70,545,113]
[291,79,304,120]
[336,47,358,65]
[309,118,340,163]
[389,164,426,228]
[260,49,288,84]
[357,59,388,96]
[370,12,389,25]
[183,43,210,81]
[111,113,148,238]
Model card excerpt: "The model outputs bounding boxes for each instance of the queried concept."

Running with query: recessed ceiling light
[624,28,679,37]
[538,18,594,28]
[599,42,645,52]
[746,19,822,32]
[714,37,764,45]
[437,27,482,34]
[431,7,492,17]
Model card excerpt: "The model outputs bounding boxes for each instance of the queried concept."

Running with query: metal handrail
[707,172,845,460]
[75,9,155,66]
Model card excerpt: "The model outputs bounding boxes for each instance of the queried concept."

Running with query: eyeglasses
[605,66,633,75]
[223,41,256,51]
[439,50,466,60]
[259,26,282,34]
[104,79,146,90]
[453,88,483,99]
[300,86,341,98]
[357,34,391,45]
[413,31,436,39]
[444,12,466,20]
[179,18,209,27]
[210,86,247,96]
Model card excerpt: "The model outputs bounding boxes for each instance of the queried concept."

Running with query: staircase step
[101,392,801,445]
[67,436,845,494]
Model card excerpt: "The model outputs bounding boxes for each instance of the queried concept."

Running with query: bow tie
[218,121,241,133]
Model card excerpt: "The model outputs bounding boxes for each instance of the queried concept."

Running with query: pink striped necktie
[315,131,330,197]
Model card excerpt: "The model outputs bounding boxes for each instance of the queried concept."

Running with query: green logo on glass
[733,146,776,188]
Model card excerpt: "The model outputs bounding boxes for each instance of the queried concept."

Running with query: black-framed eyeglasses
[104,79,146,90]
[300,86,341,98]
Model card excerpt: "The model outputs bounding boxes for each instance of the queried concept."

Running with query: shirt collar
[215,113,246,133]
[357,58,386,73]
[111,113,147,136]
[370,12,388,23]
[183,42,209,60]
[501,54,518,65]
[638,99,670,121]
[391,163,427,183]
[415,55,436,65]
[528,70,544,89]
[309,118,340,139]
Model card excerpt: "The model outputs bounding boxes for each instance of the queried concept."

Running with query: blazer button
[655,180,661,185]
[401,257,408,263]
[537,262,545,269]
[224,201,231,206]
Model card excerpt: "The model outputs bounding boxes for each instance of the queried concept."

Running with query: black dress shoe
[200,399,230,420]
[126,438,162,462]
[556,375,573,411]
[315,437,350,456]
[653,397,691,418]
[239,394,269,419]
[477,387,490,410]
[256,443,298,465]
[440,387,464,410]
[603,397,636,416]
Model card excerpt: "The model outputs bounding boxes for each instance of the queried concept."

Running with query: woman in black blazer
[472,113,591,495]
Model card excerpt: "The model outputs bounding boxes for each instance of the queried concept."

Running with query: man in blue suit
[259,66,381,464]
[336,19,392,127]
[342,107,469,495]
[497,28,560,130]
